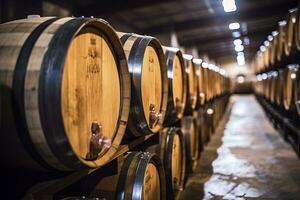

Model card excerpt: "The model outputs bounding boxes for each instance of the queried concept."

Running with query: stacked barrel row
[254,6,300,118]
[0,17,230,200]
[253,7,300,74]
[253,6,300,149]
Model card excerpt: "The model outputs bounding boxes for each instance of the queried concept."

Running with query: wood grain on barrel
[187,60,197,108]
[295,8,300,50]
[276,24,286,61]
[172,55,183,109]
[295,68,300,115]
[284,9,297,56]
[198,66,206,105]
[275,71,284,106]
[263,45,269,70]
[25,17,74,170]
[1,17,130,170]
[283,68,293,110]
[189,121,197,160]
[141,46,162,130]
[143,163,161,200]
[171,133,182,199]
[269,35,277,66]
[62,29,120,160]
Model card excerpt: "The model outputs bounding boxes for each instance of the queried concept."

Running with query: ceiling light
[236,55,245,61]
[237,53,245,65]
[220,69,226,75]
[237,76,245,83]
[267,35,273,41]
[208,64,215,70]
[257,74,262,81]
[229,22,240,30]
[264,41,270,47]
[260,45,266,52]
[262,73,268,80]
[237,51,244,56]
[202,62,209,68]
[232,31,241,38]
[233,39,242,46]
[193,58,202,65]
[222,0,237,12]
[237,59,245,66]
[271,31,278,36]
[237,54,245,60]
[278,20,287,26]
[183,54,193,60]
[243,37,250,45]
[235,45,244,52]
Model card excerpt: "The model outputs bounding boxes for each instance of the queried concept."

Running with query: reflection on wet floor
[181,95,300,200]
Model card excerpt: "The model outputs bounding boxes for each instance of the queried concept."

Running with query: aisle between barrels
[181,95,300,200]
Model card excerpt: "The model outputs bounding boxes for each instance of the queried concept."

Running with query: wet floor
[181,95,300,200]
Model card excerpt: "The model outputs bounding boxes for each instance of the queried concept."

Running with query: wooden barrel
[295,4,300,50]
[268,72,278,104]
[193,59,205,106]
[269,32,278,67]
[216,71,222,97]
[192,110,205,148]
[195,107,211,145]
[183,54,197,112]
[256,52,264,73]
[0,17,131,171]
[265,75,270,100]
[283,65,298,111]
[276,21,287,62]
[263,44,270,71]
[118,32,168,137]
[284,8,298,57]
[295,65,300,116]
[163,47,187,125]
[267,77,272,101]
[156,127,186,200]
[181,116,200,173]
[116,152,166,200]
[275,69,285,106]
[206,67,214,102]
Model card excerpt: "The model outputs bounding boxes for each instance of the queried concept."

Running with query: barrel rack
[256,96,300,158]
[11,133,161,199]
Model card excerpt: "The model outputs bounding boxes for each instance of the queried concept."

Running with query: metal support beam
[141,2,297,34]
[76,0,178,16]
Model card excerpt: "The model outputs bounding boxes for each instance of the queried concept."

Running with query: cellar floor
[180,95,300,200]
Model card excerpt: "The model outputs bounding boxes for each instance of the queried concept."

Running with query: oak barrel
[193,58,206,106]
[276,21,287,62]
[156,127,186,200]
[284,8,298,57]
[194,108,210,145]
[0,17,130,170]
[283,65,298,111]
[183,54,197,112]
[295,65,300,116]
[269,32,278,67]
[181,116,199,173]
[206,67,214,102]
[262,44,270,71]
[275,69,285,106]
[115,151,166,200]
[163,47,187,125]
[268,72,277,104]
[118,32,168,137]
[295,4,300,50]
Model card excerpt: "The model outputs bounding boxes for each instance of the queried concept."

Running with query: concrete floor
[181,95,300,200]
